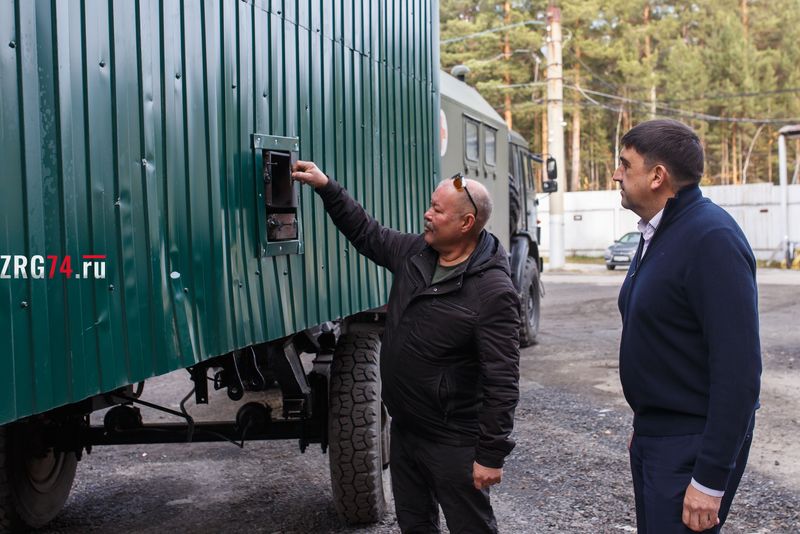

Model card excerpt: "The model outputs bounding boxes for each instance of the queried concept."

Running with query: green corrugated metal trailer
[0,0,439,529]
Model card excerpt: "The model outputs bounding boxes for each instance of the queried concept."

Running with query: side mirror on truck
[541,156,558,193]
[546,156,557,181]
[542,179,558,193]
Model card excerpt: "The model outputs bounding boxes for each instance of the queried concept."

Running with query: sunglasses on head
[450,173,478,217]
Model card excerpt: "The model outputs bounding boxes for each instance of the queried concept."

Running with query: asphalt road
[41,267,800,533]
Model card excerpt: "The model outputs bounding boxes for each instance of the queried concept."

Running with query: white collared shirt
[636,208,664,259]
[634,207,726,498]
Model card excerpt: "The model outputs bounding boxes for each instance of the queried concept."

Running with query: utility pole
[777,125,799,266]
[644,4,656,118]
[546,4,566,269]
[504,2,513,129]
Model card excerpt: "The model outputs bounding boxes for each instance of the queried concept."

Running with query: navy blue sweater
[618,185,761,492]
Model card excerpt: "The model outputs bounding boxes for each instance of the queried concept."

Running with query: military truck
[439,68,557,346]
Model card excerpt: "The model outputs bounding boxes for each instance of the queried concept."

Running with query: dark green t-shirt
[431,259,467,285]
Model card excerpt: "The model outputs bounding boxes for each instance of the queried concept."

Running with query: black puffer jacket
[317,179,520,468]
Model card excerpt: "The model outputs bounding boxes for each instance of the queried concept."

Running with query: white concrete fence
[537,184,800,261]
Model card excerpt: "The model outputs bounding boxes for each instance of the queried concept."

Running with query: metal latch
[267,214,298,241]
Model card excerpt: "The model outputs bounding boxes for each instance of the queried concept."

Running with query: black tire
[0,423,77,532]
[606,264,615,270]
[508,173,522,235]
[519,256,541,347]
[328,331,387,524]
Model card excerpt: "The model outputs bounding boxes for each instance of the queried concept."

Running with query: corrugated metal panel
[0,0,440,425]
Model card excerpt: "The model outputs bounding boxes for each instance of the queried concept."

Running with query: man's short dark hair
[621,119,704,186]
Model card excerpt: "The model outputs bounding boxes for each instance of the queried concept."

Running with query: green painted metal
[0,0,440,425]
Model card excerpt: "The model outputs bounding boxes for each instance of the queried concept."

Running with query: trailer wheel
[328,331,387,524]
[0,423,77,532]
[520,256,541,347]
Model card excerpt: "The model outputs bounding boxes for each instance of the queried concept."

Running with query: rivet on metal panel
[232,83,237,89]
[141,158,147,167]
[19,301,28,309]
[255,137,261,146]
[255,270,260,276]
[99,60,105,67]
[170,272,180,279]
[175,72,181,79]
[277,10,281,14]
[263,92,267,98]
[274,139,279,145]
[8,41,15,49]
[108,284,115,291]
[238,282,243,288]
[283,270,288,275]
[184,288,188,293]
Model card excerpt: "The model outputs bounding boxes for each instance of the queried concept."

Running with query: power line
[663,88,800,103]
[489,81,548,90]
[563,57,800,102]
[441,20,545,45]
[482,79,800,123]
[566,85,800,124]
[571,55,626,92]
[476,53,800,103]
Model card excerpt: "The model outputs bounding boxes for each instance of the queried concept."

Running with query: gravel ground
[40,269,800,533]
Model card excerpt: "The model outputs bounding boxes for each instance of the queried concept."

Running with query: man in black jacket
[614,120,761,533]
[292,161,520,534]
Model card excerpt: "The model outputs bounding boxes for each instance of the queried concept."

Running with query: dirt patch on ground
[536,269,800,493]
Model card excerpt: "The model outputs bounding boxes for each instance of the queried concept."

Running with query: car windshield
[619,232,641,243]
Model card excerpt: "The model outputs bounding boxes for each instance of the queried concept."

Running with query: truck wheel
[0,423,77,532]
[328,331,387,524]
[508,173,522,234]
[520,256,541,347]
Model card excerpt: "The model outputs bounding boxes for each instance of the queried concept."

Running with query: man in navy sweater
[614,120,761,533]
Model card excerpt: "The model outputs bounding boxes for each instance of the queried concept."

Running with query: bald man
[292,162,520,534]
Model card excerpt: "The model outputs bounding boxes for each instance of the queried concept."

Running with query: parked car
[604,232,641,270]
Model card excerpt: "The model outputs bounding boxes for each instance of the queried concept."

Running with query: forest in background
[440,0,800,190]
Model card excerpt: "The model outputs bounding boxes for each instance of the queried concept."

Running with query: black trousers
[390,424,497,534]
[629,416,755,534]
